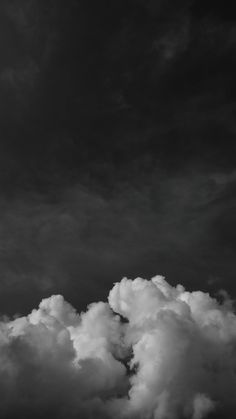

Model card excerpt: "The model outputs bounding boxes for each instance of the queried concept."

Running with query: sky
[0,0,235,314]
[0,0,236,418]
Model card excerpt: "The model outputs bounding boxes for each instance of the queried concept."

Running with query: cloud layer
[0,275,236,418]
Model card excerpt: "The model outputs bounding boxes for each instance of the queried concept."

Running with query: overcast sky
[0,0,235,316]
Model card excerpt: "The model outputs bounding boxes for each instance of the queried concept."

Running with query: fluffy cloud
[0,275,236,418]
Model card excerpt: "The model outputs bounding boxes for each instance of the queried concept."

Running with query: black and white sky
[0,1,236,418]
[0,0,235,313]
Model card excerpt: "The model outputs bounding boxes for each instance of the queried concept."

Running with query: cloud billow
[0,275,235,419]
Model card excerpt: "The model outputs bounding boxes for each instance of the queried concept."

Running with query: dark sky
[0,0,236,315]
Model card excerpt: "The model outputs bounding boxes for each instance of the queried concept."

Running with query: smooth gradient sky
[0,0,236,315]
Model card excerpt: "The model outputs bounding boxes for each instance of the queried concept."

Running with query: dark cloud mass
[0,0,234,308]
[0,0,236,416]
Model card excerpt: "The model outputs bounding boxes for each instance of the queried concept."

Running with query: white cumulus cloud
[0,275,235,418]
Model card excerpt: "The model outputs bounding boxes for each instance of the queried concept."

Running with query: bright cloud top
[0,275,235,419]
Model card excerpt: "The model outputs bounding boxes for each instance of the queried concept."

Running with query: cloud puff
[0,275,236,418]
